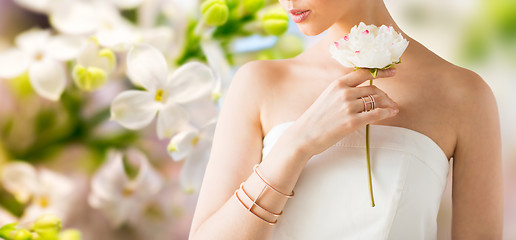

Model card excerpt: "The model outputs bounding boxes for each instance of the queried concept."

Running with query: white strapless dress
[262,121,451,240]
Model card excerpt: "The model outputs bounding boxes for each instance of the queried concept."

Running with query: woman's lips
[289,9,311,23]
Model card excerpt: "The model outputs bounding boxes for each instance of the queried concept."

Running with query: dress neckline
[263,120,451,162]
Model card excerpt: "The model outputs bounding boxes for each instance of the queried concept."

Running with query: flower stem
[366,79,375,207]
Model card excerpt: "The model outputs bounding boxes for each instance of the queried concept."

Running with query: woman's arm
[188,61,312,240]
[188,61,398,239]
[451,71,503,239]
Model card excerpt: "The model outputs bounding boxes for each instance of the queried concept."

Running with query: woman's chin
[298,25,325,36]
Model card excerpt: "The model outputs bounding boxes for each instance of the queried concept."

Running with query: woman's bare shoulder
[231,58,294,105]
[226,59,294,132]
[436,61,499,144]
[234,59,293,86]
[438,62,496,111]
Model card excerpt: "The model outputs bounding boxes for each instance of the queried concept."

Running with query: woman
[188,0,503,239]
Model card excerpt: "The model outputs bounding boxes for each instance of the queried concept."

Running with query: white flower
[200,40,232,105]
[12,0,57,14]
[110,44,215,139]
[0,162,75,224]
[0,208,17,226]
[167,118,217,194]
[88,149,163,227]
[49,0,144,36]
[92,2,140,51]
[72,38,116,91]
[329,22,409,69]
[0,28,84,100]
[50,0,100,35]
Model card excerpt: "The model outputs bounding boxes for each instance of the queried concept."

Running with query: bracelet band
[240,182,283,216]
[234,189,277,225]
[253,164,294,198]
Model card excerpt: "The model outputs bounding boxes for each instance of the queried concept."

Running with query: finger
[347,86,398,108]
[354,107,399,125]
[338,68,396,88]
[347,85,383,99]
[348,94,398,113]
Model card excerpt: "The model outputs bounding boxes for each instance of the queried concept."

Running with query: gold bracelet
[234,189,277,225]
[253,164,294,198]
[240,182,283,217]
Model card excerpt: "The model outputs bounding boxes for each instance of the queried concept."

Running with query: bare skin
[189,0,503,239]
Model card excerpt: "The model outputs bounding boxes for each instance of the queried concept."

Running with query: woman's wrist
[280,122,315,161]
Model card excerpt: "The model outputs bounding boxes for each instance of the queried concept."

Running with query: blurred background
[0,0,514,239]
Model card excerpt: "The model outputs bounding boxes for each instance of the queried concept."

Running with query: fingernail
[394,108,399,114]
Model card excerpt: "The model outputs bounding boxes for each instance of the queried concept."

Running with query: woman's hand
[288,68,399,157]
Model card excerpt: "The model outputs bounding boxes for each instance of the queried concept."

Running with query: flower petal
[38,169,74,198]
[15,28,51,55]
[88,150,135,227]
[0,207,17,225]
[140,26,175,54]
[200,40,231,88]
[77,39,100,67]
[167,61,215,104]
[1,162,39,203]
[46,35,85,61]
[28,59,66,101]
[179,94,218,129]
[50,1,99,35]
[179,139,212,194]
[156,102,189,139]
[13,0,53,13]
[89,151,128,207]
[167,129,198,162]
[0,48,31,79]
[126,44,168,91]
[97,27,139,52]
[110,90,160,130]
[111,0,145,9]
[200,118,217,142]
[125,148,163,198]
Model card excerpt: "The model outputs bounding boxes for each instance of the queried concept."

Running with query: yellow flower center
[191,136,200,146]
[38,196,50,208]
[167,142,177,152]
[35,52,44,61]
[122,186,134,197]
[155,89,165,102]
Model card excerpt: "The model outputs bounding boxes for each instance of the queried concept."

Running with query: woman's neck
[326,0,403,42]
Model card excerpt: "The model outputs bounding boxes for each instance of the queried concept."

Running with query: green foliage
[201,0,229,26]
[243,0,265,14]
[486,0,516,43]
[0,214,81,240]
[460,0,516,63]
[261,7,289,36]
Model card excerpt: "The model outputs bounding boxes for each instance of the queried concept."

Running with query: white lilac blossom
[88,149,163,227]
[0,162,75,224]
[167,118,217,193]
[72,38,116,91]
[12,0,56,14]
[110,44,215,139]
[0,208,16,226]
[200,40,232,105]
[17,0,114,36]
[0,28,84,100]
[13,0,144,14]
[92,2,140,51]
[329,22,409,74]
